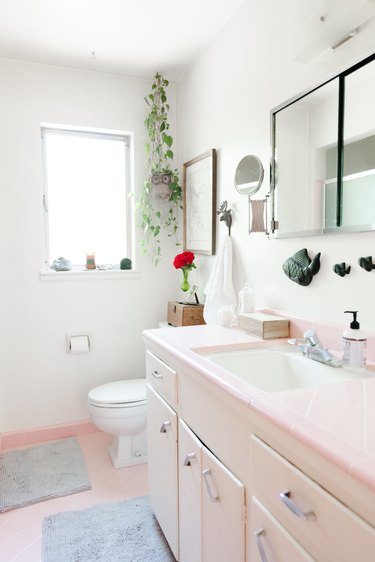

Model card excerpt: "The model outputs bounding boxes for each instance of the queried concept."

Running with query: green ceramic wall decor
[358,256,375,272]
[282,248,321,286]
[333,263,351,277]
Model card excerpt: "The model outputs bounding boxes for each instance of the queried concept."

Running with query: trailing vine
[137,72,182,266]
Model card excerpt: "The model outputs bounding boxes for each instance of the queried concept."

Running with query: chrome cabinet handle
[151,369,163,379]
[280,490,316,521]
[202,468,220,502]
[255,529,269,562]
[160,420,171,433]
[183,452,196,466]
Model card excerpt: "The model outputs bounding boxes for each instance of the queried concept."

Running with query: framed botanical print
[183,149,217,255]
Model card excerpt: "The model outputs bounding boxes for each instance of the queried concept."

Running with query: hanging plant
[137,72,182,266]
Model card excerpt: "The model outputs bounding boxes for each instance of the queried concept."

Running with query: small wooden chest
[167,301,205,327]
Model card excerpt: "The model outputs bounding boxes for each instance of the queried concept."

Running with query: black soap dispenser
[342,311,367,372]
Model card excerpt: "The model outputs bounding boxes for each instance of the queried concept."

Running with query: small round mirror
[234,155,264,196]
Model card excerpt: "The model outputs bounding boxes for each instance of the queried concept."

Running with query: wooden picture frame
[183,149,217,255]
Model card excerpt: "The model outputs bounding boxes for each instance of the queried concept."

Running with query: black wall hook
[217,201,232,236]
[333,263,351,277]
[358,256,375,272]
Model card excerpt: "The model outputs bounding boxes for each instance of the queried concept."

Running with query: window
[42,126,133,270]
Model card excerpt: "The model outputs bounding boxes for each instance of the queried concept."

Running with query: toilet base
[108,429,147,469]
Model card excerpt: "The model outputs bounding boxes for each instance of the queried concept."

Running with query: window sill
[40,269,140,281]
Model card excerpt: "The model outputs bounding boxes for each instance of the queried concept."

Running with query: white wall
[0,59,179,432]
[177,0,375,339]
[2,1,374,434]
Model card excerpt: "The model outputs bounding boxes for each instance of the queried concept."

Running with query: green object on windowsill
[120,258,132,270]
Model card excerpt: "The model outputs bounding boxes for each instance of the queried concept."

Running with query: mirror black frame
[270,52,375,237]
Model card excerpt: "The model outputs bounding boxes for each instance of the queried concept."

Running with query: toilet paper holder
[67,332,92,353]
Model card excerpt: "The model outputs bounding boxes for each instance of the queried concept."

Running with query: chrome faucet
[288,330,342,368]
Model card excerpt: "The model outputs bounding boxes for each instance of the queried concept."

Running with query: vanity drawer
[251,435,375,562]
[146,350,177,405]
[250,496,314,562]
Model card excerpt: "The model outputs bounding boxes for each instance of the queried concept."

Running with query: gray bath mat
[0,437,91,512]
[42,495,176,562]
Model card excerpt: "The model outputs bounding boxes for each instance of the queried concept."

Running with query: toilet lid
[88,379,146,406]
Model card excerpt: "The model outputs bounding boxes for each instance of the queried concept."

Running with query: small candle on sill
[86,252,96,270]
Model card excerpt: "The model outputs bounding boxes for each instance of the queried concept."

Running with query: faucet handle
[303,330,322,347]
[288,338,306,346]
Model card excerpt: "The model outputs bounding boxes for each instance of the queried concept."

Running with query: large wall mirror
[270,53,375,238]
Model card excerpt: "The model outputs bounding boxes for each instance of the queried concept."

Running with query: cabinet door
[251,497,315,562]
[201,447,245,562]
[147,384,178,559]
[178,419,203,562]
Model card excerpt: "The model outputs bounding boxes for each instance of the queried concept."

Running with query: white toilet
[87,378,147,469]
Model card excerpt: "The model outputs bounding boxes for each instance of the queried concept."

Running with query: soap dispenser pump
[342,311,367,372]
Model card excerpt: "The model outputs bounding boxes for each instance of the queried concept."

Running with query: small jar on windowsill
[86,252,96,270]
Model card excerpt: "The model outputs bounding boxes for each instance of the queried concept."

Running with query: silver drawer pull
[151,369,163,379]
[280,490,316,521]
[255,529,269,562]
[160,420,171,433]
[202,468,220,502]
[183,452,196,466]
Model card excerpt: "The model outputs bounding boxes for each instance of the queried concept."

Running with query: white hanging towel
[203,235,237,324]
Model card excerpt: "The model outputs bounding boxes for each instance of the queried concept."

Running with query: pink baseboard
[0,419,101,451]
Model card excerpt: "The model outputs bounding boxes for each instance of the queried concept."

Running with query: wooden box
[167,301,205,327]
[238,312,289,339]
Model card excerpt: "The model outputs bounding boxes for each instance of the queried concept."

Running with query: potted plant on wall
[137,72,182,266]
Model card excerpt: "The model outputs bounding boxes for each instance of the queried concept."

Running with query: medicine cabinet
[270,53,375,238]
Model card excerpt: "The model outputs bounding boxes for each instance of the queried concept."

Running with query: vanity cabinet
[144,333,375,562]
[178,419,202,562]
[251,435,375,562]
[250,496,314,562]
[146,349,246,562]
[179,419,245,562]
[147,384,178,558]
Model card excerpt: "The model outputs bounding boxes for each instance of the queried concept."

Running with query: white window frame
[41,124,135,277]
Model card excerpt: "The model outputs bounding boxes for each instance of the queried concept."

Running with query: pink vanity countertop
[143,324,375,495]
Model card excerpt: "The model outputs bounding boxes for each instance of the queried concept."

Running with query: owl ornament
[151,172,171,200]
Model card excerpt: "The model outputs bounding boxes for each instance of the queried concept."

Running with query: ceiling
[0,0,245,80]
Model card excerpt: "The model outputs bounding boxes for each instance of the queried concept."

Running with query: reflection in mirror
[326,60,375,229]
[273,78,339,236]
[234,155,264,196]
[271,54,375,238]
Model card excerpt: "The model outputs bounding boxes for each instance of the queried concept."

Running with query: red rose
[173,251,195,269]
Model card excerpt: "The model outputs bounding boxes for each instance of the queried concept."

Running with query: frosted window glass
[43,129,131,266]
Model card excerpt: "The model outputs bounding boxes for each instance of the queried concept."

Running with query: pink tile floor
[0,432,148,561]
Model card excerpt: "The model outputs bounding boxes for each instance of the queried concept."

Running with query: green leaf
[166,149,174,160]
[163,134,173,148]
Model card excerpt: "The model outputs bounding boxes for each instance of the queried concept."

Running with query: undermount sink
[201,345,372,393]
